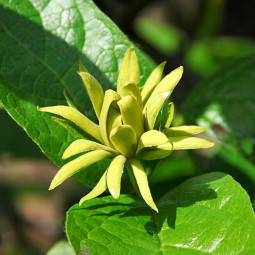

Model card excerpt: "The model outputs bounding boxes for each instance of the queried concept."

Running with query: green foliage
[135,18,185,54]
[185,37,255,76]
[183,55,255,186]
[66,173,255,254]
[46,240,74,255]
[0,0,155,187]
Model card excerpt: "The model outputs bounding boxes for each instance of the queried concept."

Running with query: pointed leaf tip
[79,170,108,205]
[130,158,158,212]
[107,155,126,199]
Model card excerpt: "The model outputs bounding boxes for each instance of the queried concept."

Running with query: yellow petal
[117,95,144,139]
[63,89,76,109]
[170,136,214,150]
[143,91,171,130]
[79,170,107,205]
[129,159,158,212]
[78,71,104,119]
[138,143,173,161]
[52,116,87,140]
[99,90,121,147]
[110,125,137,158]
[136,130,172,160]
[144,66,183,129]
[117,47,140,95]
[49,150,112,190]
[121,80,142,108]
[62,139,117,159]
[158,102,174,129]
[149,66,183,96]
[107,107,122,137]
[107,155,126,199]
[163,126,208,137]
[79,60,88,72]
[38,106,103,143]
[141,61,166,104]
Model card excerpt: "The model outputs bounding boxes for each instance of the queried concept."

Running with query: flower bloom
[38,47,214,212]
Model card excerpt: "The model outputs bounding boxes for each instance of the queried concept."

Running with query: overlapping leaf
[66,172,255,254]
[0,0,155,187]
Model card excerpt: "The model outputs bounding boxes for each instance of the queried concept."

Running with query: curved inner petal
[62,139,117,159]
[110,125,137,158]
[144,66,183,129]
[129,159,158,213]
[136,130,172,160]
[38,106,103,143]
[99,90,121,147]
[107,155,126,199]
[118,95,144,139]
[143,91,171,130]
[107,107,122,138]
[117,47,140,95]
[79,170,108,205]
[121,80,142,108]
[78,71,104,119]
[141,61,166,104]
[49,150,112,190]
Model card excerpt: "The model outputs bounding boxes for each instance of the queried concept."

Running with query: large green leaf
[0,0,155,187]
[46,240,75,255]
[183,55,255,187]
[66,172,255,254]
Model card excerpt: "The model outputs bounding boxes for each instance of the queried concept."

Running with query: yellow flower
[38,47,214,212]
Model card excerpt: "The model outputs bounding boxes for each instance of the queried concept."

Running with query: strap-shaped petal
[62,139,117,159]
[163,126,208,137]
[38,106,103,143]
[141,61,166,104]
[144,66,183,129]
[107,107,122,137]
[110,125,137,158]
[63,89,76,109]
[149,66,183,97]
[129,159,158,212]
[99,90,121,147]
[143,91,171,130]
[117,47,140,95]
[138,143,173,161]
[78,71,104,119]
[170,136,214,150]
[121,80,142,108]
[52,117,88,140]
[49,150,112,190]
[136,130,172,160]
[107,155,126,199]
[118,95,144,139]
[79,170,107,205]
[79,60,88,72]
[159,102,174,129]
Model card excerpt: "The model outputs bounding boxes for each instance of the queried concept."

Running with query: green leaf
[135,18,185,54]
[0,0,155,187]
[183,55,255,186]
[66,172,255,255]
[46,240,74,255]
[185,37,255,77]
